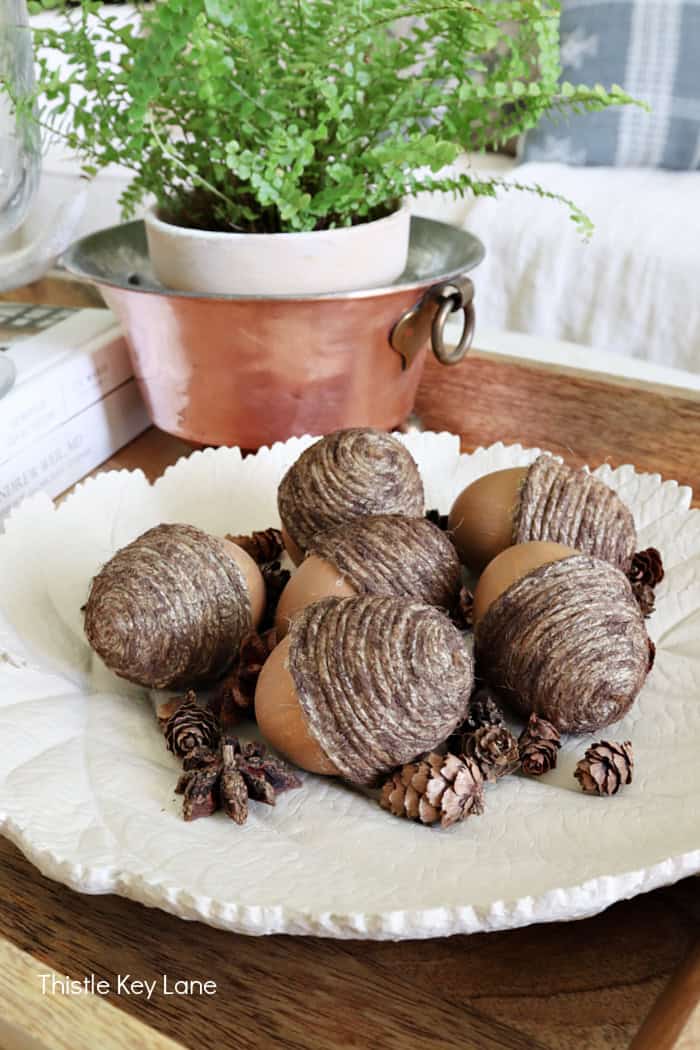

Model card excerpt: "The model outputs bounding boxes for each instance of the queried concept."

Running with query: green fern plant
[22,0,640,234]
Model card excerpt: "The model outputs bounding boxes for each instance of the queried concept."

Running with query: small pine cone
[380,752,484,829]
[465,686,504,731]
[632,581,656,619]
[518,713,561,776]
[260,561,291,631]
[464,725,520,781]
[628,547,664,588]
[212,629,278,729]
[226,528,284,565]
[425,508,449,532]
[446,686,505,755]
[164,692,220,758]
[575,740,634,796]
[648,639,656,671]
[452,586,475,631]
[238,629,277,692]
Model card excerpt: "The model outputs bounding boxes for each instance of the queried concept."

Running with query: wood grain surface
[0,938,186,1050]
[415,351,700,502]
[0,835,698,1050]
[3,302,700,1049]
[631,942,700,1050]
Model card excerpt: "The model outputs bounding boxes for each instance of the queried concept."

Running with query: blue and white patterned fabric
[521,0,700,169]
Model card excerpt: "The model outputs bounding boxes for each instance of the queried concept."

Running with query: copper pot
[62,218,484,449]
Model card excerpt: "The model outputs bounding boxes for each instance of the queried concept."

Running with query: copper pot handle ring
[390,275,475,371]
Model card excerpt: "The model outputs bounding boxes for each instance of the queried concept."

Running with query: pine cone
[628,547,664,588]
[164,692,220,758]
[449,685,504,747]
[632,581,656,619]
[518,713,561,776]
[575,740,634,796]
[260,561,291,631]
[464,725,520,781]
[425,508,449,532]
[226,528,284,565]
[380,752,484,828]
[452,586,475,631]
[211,628,278,729]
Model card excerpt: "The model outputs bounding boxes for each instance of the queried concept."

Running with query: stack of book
[0,303,150,523]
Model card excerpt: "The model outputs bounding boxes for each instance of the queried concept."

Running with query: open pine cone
[463,725,520,781]
[463,686,505,733]
[452,586,475,630]
[631,581,656,618]
[260,562,291,631]
[212,628,278,728]
[628,547,664,588]
[518,713,561,776]
[574,740,634,796]
[225,528,284,565]
[380,752,484,828]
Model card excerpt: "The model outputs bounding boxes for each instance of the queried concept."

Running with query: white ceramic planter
[143,202,412,296]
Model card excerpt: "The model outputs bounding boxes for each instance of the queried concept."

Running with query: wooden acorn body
[262,595,474,787]
[275,515,462,635]
[277,428,425,561]
[474,553,652,733]
[449,454,636,573]
[84,523,262,690]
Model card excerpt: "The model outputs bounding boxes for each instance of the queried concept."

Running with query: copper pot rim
[61,217,485,305]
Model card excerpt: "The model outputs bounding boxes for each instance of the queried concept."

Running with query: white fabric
[414,156,700,373]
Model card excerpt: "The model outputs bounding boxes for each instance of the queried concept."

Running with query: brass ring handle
[390,274,476,371]
[431,289,475,366]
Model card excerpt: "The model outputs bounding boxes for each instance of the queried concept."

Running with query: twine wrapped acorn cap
[287,595,474,786]
[84,523,253,690]
[277,428,425,555]
[475,553,651,733]
[308,514,462,610]
[515,455,636,573]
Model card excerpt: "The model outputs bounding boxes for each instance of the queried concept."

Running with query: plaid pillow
[521,0,700,169]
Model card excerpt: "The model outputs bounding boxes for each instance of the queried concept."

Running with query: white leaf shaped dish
[0,435,698,940]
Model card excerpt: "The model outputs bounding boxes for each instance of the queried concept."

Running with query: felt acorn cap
[515,455,636,573]
[308,514,462,610]
[84,523,255,690]
[287,595,474,786]
[277,428,425,555]
[474,553,651,733]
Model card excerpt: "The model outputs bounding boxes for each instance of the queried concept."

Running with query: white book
[0,379,150,522]
[0,307,133,463]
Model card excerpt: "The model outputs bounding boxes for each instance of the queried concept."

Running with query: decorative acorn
[255,595,474,786]
[274,514,462,637]
[448,454,636,573]
[473,543,652,733]
[84,523,265,689]
[277,428,425,564]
